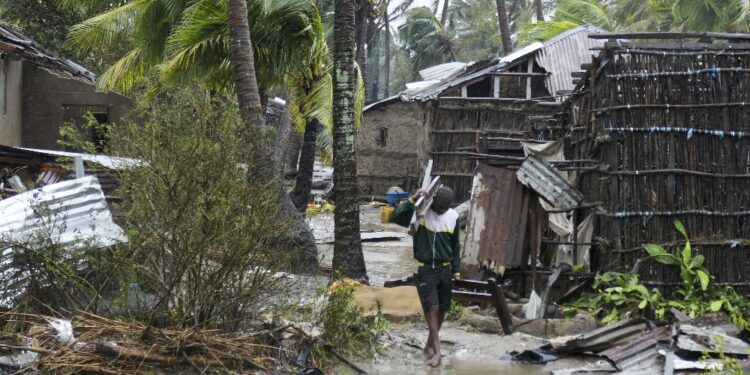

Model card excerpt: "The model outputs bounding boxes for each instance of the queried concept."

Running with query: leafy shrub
[318,283,388,359]
[567,220,750,331]
[107,88,298,328]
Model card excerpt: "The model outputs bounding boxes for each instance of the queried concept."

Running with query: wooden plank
[493,76,500,98]
[452,290,492,304]
[525,58,533,100]
[453,279,490,291]
[489,72,548,77]
[590,31,750,41]
[489,278,514,334]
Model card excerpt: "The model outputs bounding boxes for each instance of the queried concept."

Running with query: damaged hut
[0,21,132,150]
[357,25,606,201]
[561,32,750,296]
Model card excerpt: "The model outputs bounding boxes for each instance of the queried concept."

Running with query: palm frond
[97,47,150,91]
[554,0,613,30]
[65,0,149,54]
[515,20,578,47]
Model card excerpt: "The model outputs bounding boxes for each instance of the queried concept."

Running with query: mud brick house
[0,22,131,150]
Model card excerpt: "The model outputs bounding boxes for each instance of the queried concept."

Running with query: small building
[357,25,606,201]
[0,22,132,150]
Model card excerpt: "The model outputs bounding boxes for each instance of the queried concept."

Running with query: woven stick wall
[428,100,556,202]
[566,40,750,295]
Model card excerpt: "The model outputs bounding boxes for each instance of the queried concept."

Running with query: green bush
[315,282,388,362]
[566,220,750,331]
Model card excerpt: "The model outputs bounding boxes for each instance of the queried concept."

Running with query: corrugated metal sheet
[535,24,606,99]
[418,62,467,81]
[0,176,126,306]
[0,22,94,81]
[516,155,583,210]
[0,176,126,248]
[599,325,671,372]
[554,318,649,354]
[462,165,545,276]
[18,147,141,170]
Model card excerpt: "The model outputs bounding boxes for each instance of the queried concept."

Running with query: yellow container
[380,206,395,223]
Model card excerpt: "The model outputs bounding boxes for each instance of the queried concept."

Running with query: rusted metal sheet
[462,164,545,276]
[516,155,583,210]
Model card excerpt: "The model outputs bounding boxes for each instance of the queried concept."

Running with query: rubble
[511,317,750,374]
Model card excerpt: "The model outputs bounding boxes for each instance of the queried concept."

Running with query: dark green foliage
[566,220,750,332]
[108,87,297,328]
[316,283,388,360]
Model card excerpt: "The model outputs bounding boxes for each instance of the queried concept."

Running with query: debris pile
[510,316,750,374]
[0,312,279,374]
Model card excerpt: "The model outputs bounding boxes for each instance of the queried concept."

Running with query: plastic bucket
[385,192,409,207]
[380,206,395,223]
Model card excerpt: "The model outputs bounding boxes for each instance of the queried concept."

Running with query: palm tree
[66,0,324,269]
[447,0,503,60]
[533,0,543,22]
[399,7,459,72]
[441,0,451,25]
[227,0,265,145]
[516,0,612,47]
[495,0,512,54]
[332,0,367,279]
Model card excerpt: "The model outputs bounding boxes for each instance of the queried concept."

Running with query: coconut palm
[332,0,367,279]
[495,0,513,54]
[448,0,503,59]
[399,7,459,71]
[65,0,320,94]
[516,0,612,47]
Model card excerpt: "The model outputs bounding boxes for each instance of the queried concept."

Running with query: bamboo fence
[565,40,750,295]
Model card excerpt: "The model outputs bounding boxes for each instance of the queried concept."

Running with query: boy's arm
[451,221,461,278]
[389,189,424,227]
[389,198,415,227]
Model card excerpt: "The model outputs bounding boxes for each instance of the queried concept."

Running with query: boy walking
[391,186,460,367]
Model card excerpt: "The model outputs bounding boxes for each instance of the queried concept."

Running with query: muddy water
[309,206,417,286]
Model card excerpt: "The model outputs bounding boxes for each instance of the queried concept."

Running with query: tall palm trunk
[440,0,450,26]
[356,0,369,89]
[227,0,265,147]
[534,0,544,22]
[292,117,321,211]
[368,33,380,101]
[227,0,318,272]
[384,4,390,97]
[333,0,367,279]
[495,0,513,54]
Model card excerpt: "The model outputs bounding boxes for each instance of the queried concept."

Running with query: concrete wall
[0,59,23,146]
[21,63,133,150]
[357,101,426,195]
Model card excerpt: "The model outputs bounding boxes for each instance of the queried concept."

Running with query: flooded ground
[306,206,590,374]
[309,205,416,286]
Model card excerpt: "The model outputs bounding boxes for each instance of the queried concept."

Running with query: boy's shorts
[416,264,452,312]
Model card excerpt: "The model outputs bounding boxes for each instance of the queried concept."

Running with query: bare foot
[422,345,434,358]
[427,352,442,367]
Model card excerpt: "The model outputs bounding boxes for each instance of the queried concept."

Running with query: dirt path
[356,322,589,374]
